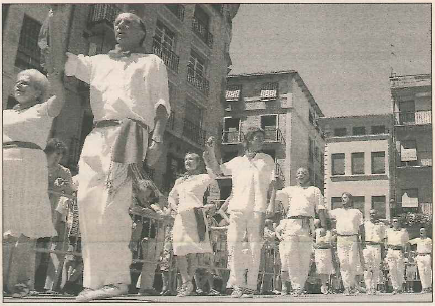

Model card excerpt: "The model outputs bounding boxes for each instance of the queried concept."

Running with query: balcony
[264,128,285,143]
[222,131,242,144]
[275,162,285,181]
[394,202,432,217]
[398,151,432,168]
[87,4,122,31]
[192,18,213,48]
[182,118,206,146]
[394,110,432,126]
[165,4,185,21]
[152,38,179,73]
[187,69,210,96]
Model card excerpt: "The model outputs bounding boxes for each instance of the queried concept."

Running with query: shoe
[343,288,351,296]
[139,288,159,296]
[177,281,194,297]
[76,284,128,302]
[321,285,328,295]
[231,286,243,298]
[241,288,255,298]
[208,288,220,296]
[421,289,429,294]
[160,289,171,296]
[291,288,305,296]
[11,283,30,298]
[391,290,398,295]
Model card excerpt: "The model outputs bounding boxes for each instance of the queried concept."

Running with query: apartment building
[220,70,325,200]
[319,114,393,219]
[390,74,432,225]
[2,3,239,192]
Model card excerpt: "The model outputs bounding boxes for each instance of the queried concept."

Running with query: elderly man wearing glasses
[385,218,409,294]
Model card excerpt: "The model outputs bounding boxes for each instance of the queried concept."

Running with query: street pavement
[3,292,433,303]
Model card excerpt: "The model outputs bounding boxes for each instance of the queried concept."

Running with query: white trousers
[336,236,359,289]
[77,126,144,289]
[416,254,432,289]
[363,245,382,291]
[280,235,313,291]
[227,210,265,291]
[386,249,404,291]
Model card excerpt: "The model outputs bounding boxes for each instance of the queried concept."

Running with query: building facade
[319,114,393,220]
[390,74,432,229]
[2,3,239,193]
[220,70,325,200]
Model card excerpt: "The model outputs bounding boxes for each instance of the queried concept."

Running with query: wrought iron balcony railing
[152,38,180,73]
[88,4,122,29]
[275,162,285,180]
[192,17,213,48]
[264,128,285,143]
[165,4,185,21]
[394,110,432,126]
[222,131,242,144]
[187,68,210,96]
[182,118,206,146]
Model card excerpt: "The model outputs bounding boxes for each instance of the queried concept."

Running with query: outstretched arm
[203,136,223,176]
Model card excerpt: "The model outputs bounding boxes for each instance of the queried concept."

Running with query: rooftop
[390,74,431,89]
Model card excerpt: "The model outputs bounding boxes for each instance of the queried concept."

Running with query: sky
[229,4,431,117]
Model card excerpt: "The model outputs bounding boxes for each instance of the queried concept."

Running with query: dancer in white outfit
[328,192,364,296]
[63,12,170,302]
[408,227,432,294]
[385,218,409,294]
[204,128,276,298]
[313,224,334,294]
[362,209,386,295]
[275,167,327,296]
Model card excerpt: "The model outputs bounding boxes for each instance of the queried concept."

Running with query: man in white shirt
[203,128,276,298]
[385,218,409,294]
[328,192,364,295]
[275,167,327,296]
[64,12,170,302]
[362,209,386,295]
[409,227,432,294]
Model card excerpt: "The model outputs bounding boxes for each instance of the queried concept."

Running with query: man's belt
[365,241,382,246]
[387,245,403,250]
[287,215,312,220]
[94,119,149,165]
[337,233,358,237]
[316,245,332,249]
[418,252,431,256]
[3,141,42,150]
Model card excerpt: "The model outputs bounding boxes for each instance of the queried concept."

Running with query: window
[371,125,386,134]
[165,4,185,21]
[331,197,342,210]
[192,5,213,47]
[185,100,203,126]
[260,82,278,101]
[165,154,184,190]
[398,101,415,124]
[401,189,418,208]
[154,20,175,50]
[261,115,278,141]
[331,153,345,175]
[352,126,366,136]
[188,50,205,78]
[226,84,242,102]
[400,140,417,164]
[371,152,385,174]
[334,128,347,137]
[223,117,241,143]
[353,196,365,216]
[372,196,386,218]
[351,152,365,174]
[15,15,42,71]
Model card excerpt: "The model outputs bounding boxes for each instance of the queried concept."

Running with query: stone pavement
[3,292,433,303]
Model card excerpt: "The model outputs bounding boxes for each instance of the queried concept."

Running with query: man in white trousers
[362,209,386,295]
[64,12,170,302]
[275,167,327,296]
[328,192,364,296]
[409,227,432,294]
[385,218,409,294]
[203,128,276,298]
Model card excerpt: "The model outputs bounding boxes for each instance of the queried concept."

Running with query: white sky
[229,4,431,116]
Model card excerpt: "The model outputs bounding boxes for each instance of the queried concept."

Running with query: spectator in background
[313,220,335,294]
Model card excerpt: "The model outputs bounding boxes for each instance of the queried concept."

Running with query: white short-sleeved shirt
[65,53,170,129]
[276,186,325,218]
[329,208,363,235]
[168,174,214,213]
[409,237,432,253]
[386,228,409,246]
[364,221,386,243]
[3,102,53,148]
[221,153,275,213]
